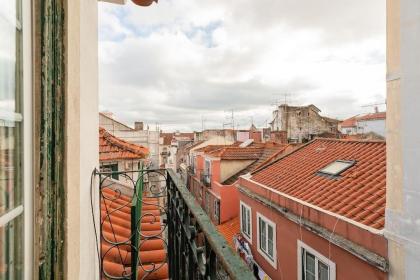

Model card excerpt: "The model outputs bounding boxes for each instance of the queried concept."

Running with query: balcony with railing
[96,168,254,280]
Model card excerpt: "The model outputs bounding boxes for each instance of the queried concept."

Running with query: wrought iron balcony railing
[95,168,254,280]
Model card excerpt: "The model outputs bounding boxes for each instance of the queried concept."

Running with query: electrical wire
[267,188,284,280]
[90,168,101,277]
[328,217,340,261]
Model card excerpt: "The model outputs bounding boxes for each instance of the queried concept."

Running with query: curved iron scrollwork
[97,169,168,280]
[95,168,254,280]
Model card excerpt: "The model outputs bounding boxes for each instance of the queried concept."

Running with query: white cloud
[98,0,385,131]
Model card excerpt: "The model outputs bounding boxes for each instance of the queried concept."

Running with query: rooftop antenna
[223,109,236,141]
[271,93,294,132]
[361,101,386,113]
[201,115,207,131]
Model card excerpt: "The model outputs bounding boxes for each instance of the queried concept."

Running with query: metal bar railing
[130,168,143,280]
[167,169,255,280]
[97,168,254,280]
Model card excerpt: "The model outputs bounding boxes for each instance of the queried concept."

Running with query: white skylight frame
[318,160,355,176]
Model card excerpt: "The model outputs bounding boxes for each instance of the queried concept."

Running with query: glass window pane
[0,124,22,216]
[0,0,21,114]
[267,225,274,257]
[305,252,316,274]
[259,218,266,251]
[0,0,22,217]
[318,261,329,280]
[246,209,250,235]
[0,0,24,278]
[0,213,23,279]
[241,206,245,232]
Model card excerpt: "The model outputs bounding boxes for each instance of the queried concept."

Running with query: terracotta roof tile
[101,188,168,279]
[100,128,149,161]
[340,116,358,128]
[250,138,386,230]
[222,144,294,185]
[358,112,386,121]
[216,217,240,249]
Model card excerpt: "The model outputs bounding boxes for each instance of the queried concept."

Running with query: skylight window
[318,160,355,176]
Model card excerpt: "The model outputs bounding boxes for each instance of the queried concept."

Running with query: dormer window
[318,160,355,176]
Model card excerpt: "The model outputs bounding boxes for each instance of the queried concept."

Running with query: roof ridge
[314,137,386,144]
[100,127,148,156]
[99,112,134,131]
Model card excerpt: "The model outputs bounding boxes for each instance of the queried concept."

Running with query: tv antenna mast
[361,101,386,112]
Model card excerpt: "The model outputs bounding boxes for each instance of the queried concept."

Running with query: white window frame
[0,1,33,279]
[213,199,220,221]
[297,241,336,280]
[256,212,277,269]
[204,158,211,183]
[239,201,252,244]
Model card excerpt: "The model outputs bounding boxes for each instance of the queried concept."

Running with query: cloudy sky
[98,0,385,132]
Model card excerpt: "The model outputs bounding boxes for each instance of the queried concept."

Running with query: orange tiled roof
[341,112,386,128]
[358,112,386,121]
[222,144,293,185]
[217,217,240,249]
[340,116,358,128]
[101,188,168,279]
[160,133,174,146]
[208,147,263,160]
[250,138,386,230]
[194,145,230,153]
[206,142,289,160]
[100,128,149,161]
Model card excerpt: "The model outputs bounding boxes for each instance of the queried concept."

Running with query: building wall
[239,191,387,280]
[271,105,338,142]
[386,0,420,279]
[213,181,240,223]
[358,119,386,137]
[195,129,236,142]
[99,113,132,131]
[113,130,160,167]
[99,114,160,168]
[66,0,99,278]
[340,126,358,135]
[220,160,254,182]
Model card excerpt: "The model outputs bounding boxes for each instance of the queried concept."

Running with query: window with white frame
[257,213,276,267]
[240,201,252,241]
[0,1,30,278]
[298,241,336,280]
[213,199,220,222]
[204,159,211,184]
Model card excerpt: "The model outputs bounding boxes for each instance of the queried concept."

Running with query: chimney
[134,121,144,130]
[374,106,379,113]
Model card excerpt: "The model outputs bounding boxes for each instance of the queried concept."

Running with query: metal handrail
[167,169,254,279]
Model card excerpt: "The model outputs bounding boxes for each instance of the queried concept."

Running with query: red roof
[340,116,358,128]
[221,143,294,184]
[160,133,174,146]
[101,188,168,279]
[206,142,289,160]
[341,112,386,128]
[161,132,194,146]
[358,112,386,121]
[250,138,386,230]
[100,128,149,161]
[194,145,230,153]
[208,147,263,160]
[216,217,240,249]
